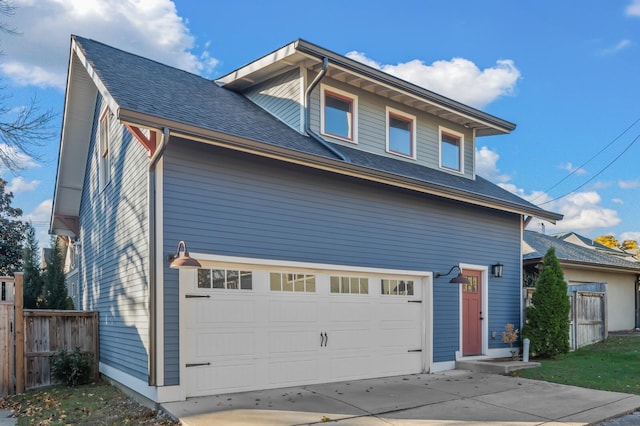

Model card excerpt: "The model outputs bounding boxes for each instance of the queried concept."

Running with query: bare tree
[0,0,57,172]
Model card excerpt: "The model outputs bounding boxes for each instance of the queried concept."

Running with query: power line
[538,130,640,206]
[531,116,640,203]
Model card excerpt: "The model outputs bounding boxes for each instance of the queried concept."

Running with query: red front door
[462,269,482,356]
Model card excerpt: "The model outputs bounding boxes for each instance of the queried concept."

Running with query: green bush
[50,347,93,386]
[522,247,571,358]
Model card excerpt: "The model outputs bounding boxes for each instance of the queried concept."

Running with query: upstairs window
[321,85,357,142]
[99,109,112,189]
[439,127,464,172]
[386,107,416,158]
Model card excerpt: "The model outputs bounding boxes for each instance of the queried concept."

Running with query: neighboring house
[50,36,561,403]
[552,231,639,263]
[523,230,640,332]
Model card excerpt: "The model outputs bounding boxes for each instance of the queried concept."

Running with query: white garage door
[182,266,426,397]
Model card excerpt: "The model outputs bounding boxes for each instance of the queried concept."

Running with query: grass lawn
[0,380,179,425]
[512,336,640,394]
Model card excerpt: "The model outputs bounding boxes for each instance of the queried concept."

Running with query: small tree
[0,178,27,275]
[23,222,44,308]
[522,247,570,358]
[42,238,72,309]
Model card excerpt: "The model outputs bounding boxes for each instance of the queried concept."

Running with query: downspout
[304,57,349,162]
[148,127,171,386]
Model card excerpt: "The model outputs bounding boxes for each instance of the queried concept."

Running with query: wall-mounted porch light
[435,265,469,284]
[168,240,201,269]
[491,262,504,278]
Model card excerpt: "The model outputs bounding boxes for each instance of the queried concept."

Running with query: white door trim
[457,263,488,359]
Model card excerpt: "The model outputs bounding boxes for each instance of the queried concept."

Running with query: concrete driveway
[161,370,640,425]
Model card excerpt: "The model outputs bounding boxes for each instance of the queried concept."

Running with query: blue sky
[2,0,640,247]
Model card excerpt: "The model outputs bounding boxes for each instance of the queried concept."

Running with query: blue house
[50,36,561,403]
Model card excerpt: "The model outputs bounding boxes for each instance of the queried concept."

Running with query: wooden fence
[0,273,99,396]
[525,285,607,350]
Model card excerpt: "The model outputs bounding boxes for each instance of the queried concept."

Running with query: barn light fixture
[491,262,504,278]
[168,240,201,269]
[435,265,469,284]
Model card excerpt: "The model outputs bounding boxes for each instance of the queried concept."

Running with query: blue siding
[78,95,150,382]
[245,69,302,132]
[162,138,522,380]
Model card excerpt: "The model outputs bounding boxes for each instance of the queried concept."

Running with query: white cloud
[612,198,624,204]
[621,231,640,242]
[598,39,632,55]
[2,0,219,89]
[475,146,511,182]
[626,0,640,16]
[559,162,587,175]
[6,176,40,193]
[0,143,39,173]
[346,51,520,108]
[618,179,640,189]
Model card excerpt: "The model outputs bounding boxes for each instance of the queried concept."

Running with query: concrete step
[456,359,540,374]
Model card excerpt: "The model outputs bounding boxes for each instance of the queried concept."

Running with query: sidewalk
[162,370,640,425]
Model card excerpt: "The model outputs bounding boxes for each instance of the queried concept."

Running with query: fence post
[14,272,24,394]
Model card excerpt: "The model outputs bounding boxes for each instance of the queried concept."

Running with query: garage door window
[270,272,316,292]
[198,269,253,290]
[381,279,414,296]
[330,276,369,294]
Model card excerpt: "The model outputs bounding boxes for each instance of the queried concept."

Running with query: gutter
[304,57,349,162]
[148,127,171,386]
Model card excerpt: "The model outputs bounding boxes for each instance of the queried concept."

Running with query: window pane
[212,269,225,289]
[330,276,340,293]
[389,115,412,156]
[283,274,294,292]
[294,274,305,292]
[240,271,252,290]
[441,133,461,170]
[349,277,359,294]
[197,269,211,289]
[226,270,239,289]
[341,277,350,293]
[325,93,352,139]
[306,276,316,292]
[382,279,391,295]
[360,278,369,294]
[270,273,281,291]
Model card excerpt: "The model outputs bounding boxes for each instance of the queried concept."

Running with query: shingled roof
[523,230,640,272]
[52,35,562,235]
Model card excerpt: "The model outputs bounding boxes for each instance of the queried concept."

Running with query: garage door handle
[185,294,211,298]
[325,332,328,347]
[320,332,328,347]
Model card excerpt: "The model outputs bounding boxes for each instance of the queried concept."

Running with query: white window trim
[320,84,358,144]
[386,106,416,159]
[99,108,112,190]
[438,126,465,174]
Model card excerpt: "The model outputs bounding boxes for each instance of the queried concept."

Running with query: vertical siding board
[78,94,150,382]
[163,139,522,373]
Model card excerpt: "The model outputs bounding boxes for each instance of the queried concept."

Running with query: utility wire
[538,130,640,206]
[531,116,640,203]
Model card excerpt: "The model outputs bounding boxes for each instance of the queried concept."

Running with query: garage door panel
[269,358,319,384]
[328,328,370,350]
[195,331,255,357]
[328,300,371,322]
[188,362,258,396]
[268,330,319,354]
[328,355,373,379]
[376,353,422,375]
[195,299,256,324]
[269,300,318,322]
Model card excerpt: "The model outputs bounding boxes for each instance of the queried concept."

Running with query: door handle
[320,332,324,347]
[320,332,328,347]
[325,332,328,347]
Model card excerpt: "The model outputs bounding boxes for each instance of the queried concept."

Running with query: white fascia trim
[155,158,165,385]
[431,361,456,373]
[299,66,306,133]
[100,362,158,402]
[191,252,431,277]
